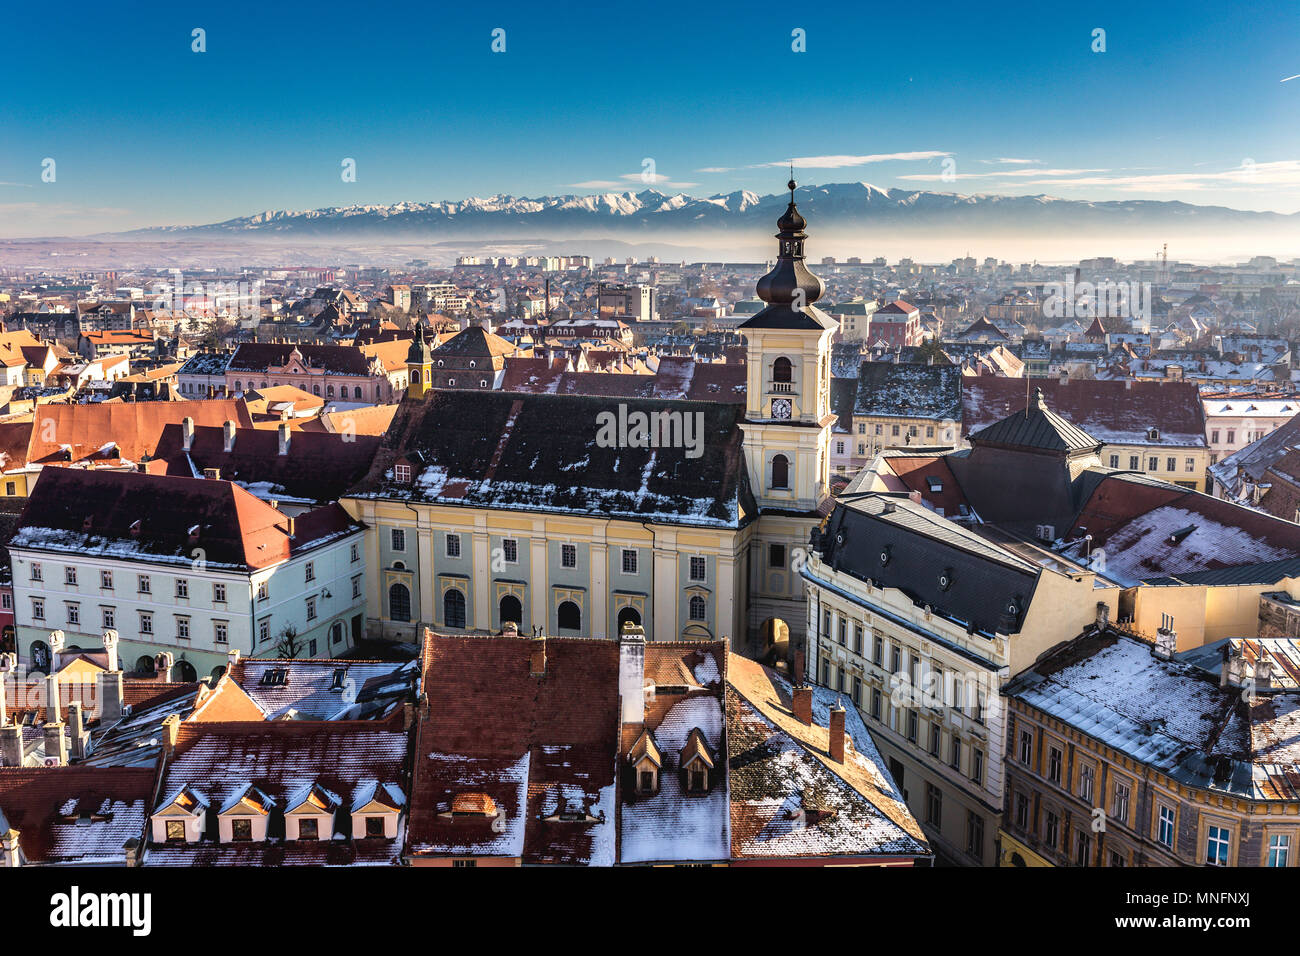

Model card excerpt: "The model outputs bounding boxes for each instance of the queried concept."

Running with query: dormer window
[680,728,715,794]
[231,819,253,841]
[629,729,662,795]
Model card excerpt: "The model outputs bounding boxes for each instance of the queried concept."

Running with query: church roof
[968,388,1102,455]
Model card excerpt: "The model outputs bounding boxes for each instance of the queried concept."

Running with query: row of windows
[1106,453,1197,473]
[230,380,385,400]
[921,783,986,862]
[388,530,709,581]
[29,548,360,596]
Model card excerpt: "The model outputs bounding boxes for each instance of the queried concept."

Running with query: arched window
[29,639,51,674]
[354,386,362,399]
[327,385,335,397]
[388,583,411,622]
[175,660,198,682]
[313,384,321,396]
[444,589,467,629]
[210,665,226,682]
[617,606,641,630]
[771,454,790,489]
[135,655,156,676]
[499,595,522,626]
[557,600,582,632]
[689,595,707,621]
[234,380,242,392]
[773,357,793,383]
[330,621,345,646]
[410,371,419,385]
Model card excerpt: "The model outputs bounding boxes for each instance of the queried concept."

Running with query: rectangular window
[503,538,519,564]
[925,783,942,826]
[175,578,188,598]
[1211,429,1220,444]
[1148,456,1158,470]
[929,723,941,757]
[1,593,9,611]
[1166,457,1176,472]
[852,676,862,706]
[391,528,406,552]
[1206,825,1230,866]
[1128,455,1139,470]
[1109,454,1119,468]
[1076,831,1091,866]
[65,603,79,626]
[967,811,984,862]
[165,820,186,842]
[351,543,360,563]
[1044,811,1060,849]
[1079,764,1095,803]
[352,575,361,600]
[446,534,462,558]
[257,581,269,601]
[177,616,190,640]
[561,543,578,568]
[1185,457,1195,472]
[366,817,386,838]
[820,657,830,686]
[768,543,785,569]
[231,819,252,842]
[64,566,77,585]
[298,818,319,841]
[621,548,637,574]
[394,463,411,483]
[949,737,962,771]
[852,624,863,655]
[214,621,228,645]
[906,709,918,743]
[30,562,41,582]
[1015,792,1029,830]
[31,598,44,621]
[1268,834,1291,867]
[871,688,882,720]
[259,618,270,643]
[1157,806,1175,849]
[1111,780,1130,823]
[137,574,151,594]
[1048,746,1062,784]
[1019,730,1033,765]
[1227,430,1235,444]
[1110,850,1125,867]
[139,611,153,635]
[102,607,115,629]
[213,582,226,603]
[305,561,315,583]
[971,747,984,785]
[872,633,883,666]
[306,596,317,621]
[837,619,847,646]
[689,556,706,581]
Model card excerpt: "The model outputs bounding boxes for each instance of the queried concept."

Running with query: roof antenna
[788,162,796,200]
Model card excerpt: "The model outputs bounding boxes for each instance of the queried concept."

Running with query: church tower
[740,178,837,513]
[740,178,837,662]
[406,322,433,399]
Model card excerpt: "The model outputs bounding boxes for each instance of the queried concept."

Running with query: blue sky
[1,0,1297,235]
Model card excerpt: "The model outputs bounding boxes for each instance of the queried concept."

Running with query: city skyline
[2,0,1298,237]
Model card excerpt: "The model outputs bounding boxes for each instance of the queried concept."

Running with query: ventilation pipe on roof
[1154,626,1176,660]
[154,652,174,683]
[67,701,87,761]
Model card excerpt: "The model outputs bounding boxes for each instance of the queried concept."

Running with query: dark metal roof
[852,362,962,421]
[968,389,1101,454]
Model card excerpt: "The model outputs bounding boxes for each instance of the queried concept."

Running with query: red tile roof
[0,766,155,864]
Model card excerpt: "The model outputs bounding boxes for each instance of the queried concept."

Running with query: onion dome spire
[755,177,824,307]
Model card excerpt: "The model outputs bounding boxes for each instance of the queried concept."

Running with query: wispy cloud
[980,158,1039,165]
[566,173,699,191]
[695,166,734,173]
[1282,74,1300,82]
[899,167,1107,182]
[1011,160,1300,192]
[754,151,950,169]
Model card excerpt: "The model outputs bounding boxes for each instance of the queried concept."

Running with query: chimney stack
[102,629,118,673]
[67,702,87,760]
[1095,602,1110,630]
[793,684,813,725]
[277,422,291,456]
[0,828,19,866]
[43,720,68,766]
[829,700,846,762]
[154,652,174,682]
[226,648,241,672]
[47,629,64,664]
[1154,626,1176,660]
[530,637,547,677]
[160,714,180,759]
[44,672,60,724]
[222,420,236,452]
[99,670,124,726]
[181,416,195,452]
[618,627,647,725]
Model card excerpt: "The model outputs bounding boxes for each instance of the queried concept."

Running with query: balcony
[770,382,794,394]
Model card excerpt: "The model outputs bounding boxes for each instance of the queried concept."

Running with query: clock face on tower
[771,398,792,420]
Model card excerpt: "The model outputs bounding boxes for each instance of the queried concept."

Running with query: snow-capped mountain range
[130,182,1297,239]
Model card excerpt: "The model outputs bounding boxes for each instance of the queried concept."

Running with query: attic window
[449,793,498,817]
[879,545,892,566]
[926,476,943,492]
[1168,525,1196,545]
[329,668,347,691]
[938,568,954,591]
[1147,427,1160,441]
[260,668,289,687]
[394,464,412,483]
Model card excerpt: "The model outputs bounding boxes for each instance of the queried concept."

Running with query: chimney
[98,628,118,673]
[793,684,813,725]
[0,828,19,866]
[47,629,64,663]
[44,672,60,724]
[529,637,547,677]
[0,720,21,767]
[154,652,174,682]
[1058,368,1068,386]
[1154,626,1176,659]
[181,416,195,452]
[501,621,519,639]
[829,700,846,762]
[1125,377,1132,391]
[226,648,241,672]
[99,670,124,726]
[160,714,180,759]
[67,702,87,760]
[0,654,8,724]
[222,420,236,452]
[43,720,67,766]
[1095,602,1110,630]
[277,422,290,456]
[203,467,220,480]
[286,517,296,539]
[619,627,647,725]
